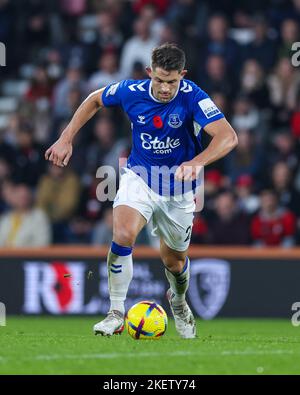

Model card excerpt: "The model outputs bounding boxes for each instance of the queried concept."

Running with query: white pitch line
[33,351,195,361]
[221,349,294,356]
[29,349,297,361]
[0,349,297,364]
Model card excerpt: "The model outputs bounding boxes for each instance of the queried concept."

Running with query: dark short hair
[260,188,278,199]
[151,43,186,72]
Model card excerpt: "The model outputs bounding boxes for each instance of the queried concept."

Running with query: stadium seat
[2,80,30,97]
[0,97,18,113]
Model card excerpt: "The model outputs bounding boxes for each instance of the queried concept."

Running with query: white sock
[107,246,133,315]
[165,257,190,305]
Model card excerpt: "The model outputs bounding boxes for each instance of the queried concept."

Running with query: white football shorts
[113,168,195,251]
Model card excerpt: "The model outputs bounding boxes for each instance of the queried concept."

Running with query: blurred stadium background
[0,0,300,375]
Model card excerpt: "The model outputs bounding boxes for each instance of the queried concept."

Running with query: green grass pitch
[0,317,299,375]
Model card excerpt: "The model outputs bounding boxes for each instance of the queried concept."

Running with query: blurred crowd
[0,0,300,247]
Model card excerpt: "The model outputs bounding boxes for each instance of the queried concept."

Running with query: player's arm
[175,118,238,181]
[45,88,105,167]
[195,118,238,166]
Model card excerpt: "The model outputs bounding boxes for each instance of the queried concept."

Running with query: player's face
[147,67,187,102]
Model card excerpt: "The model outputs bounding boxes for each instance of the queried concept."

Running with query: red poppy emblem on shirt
[153,115,163,128]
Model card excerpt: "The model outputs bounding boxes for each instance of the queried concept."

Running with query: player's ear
[146,67,152,78]
[180,69,188,78]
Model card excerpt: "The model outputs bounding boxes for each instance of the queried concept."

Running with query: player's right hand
[45,137,73,167]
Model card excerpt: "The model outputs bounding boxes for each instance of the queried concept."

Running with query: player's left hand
[175,160,204,181]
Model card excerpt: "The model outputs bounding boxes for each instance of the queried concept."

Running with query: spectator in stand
[199,54,233,97]
[94,9,124,54]
[224,130,264,183]
[66,216,93,244]
[206,190,251,245]
[268,57,300,115]
[92,206,114,245]
[138,3,166,43]
[0,123,16,163]
[202,169,224,218]
[24,0,50,54]
[60,0,87,18]
[76,177,110,223]
[269,0,300,29]
[158,23,178,46]
[164,0,204,79]
[200,13,240,71]
[234,174,260,215]
[268,132,299,173]
[36,164,81,243]
[166,0,209,42]
[190,212,209,245]
[53,62,86,121]
[2,113,22,147]
[244,15,277,71]
[270,161,300,218]
[88,52,122,92]
[0,183,51,247]
[269,58,300,129]
[290,93,300,139]
[24,66,53,144]
[0,179,14,214]
[66,85,84,118]
[13,122,46,187]
[290,0,300,22]
[131,61,148,80]
[0,159,13,214]
[132,0,170,16]
[231,95,260,137]
[25,65,53,104]
[45,49,64,83]
[120,17,158,78]
[0,158,11,184]
[251,189,296,247]
[239,59,270,109]
[210,92,229,116]
[85,116,129,174]
[277,18,299,60]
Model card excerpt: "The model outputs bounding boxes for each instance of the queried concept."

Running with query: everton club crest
[168,113,182,128]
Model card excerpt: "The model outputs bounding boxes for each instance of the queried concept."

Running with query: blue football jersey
[102,78,224,196]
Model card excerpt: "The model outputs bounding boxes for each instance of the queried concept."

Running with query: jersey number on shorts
[184,225,192,242]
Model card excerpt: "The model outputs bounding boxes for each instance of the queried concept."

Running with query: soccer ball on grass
[125,301,168,340]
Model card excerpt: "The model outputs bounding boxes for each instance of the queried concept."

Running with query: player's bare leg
[160,239,196,339]
[94,205,146,336]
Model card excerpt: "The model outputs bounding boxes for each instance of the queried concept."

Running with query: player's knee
[113,226,137,246]
[163,256,186,274]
